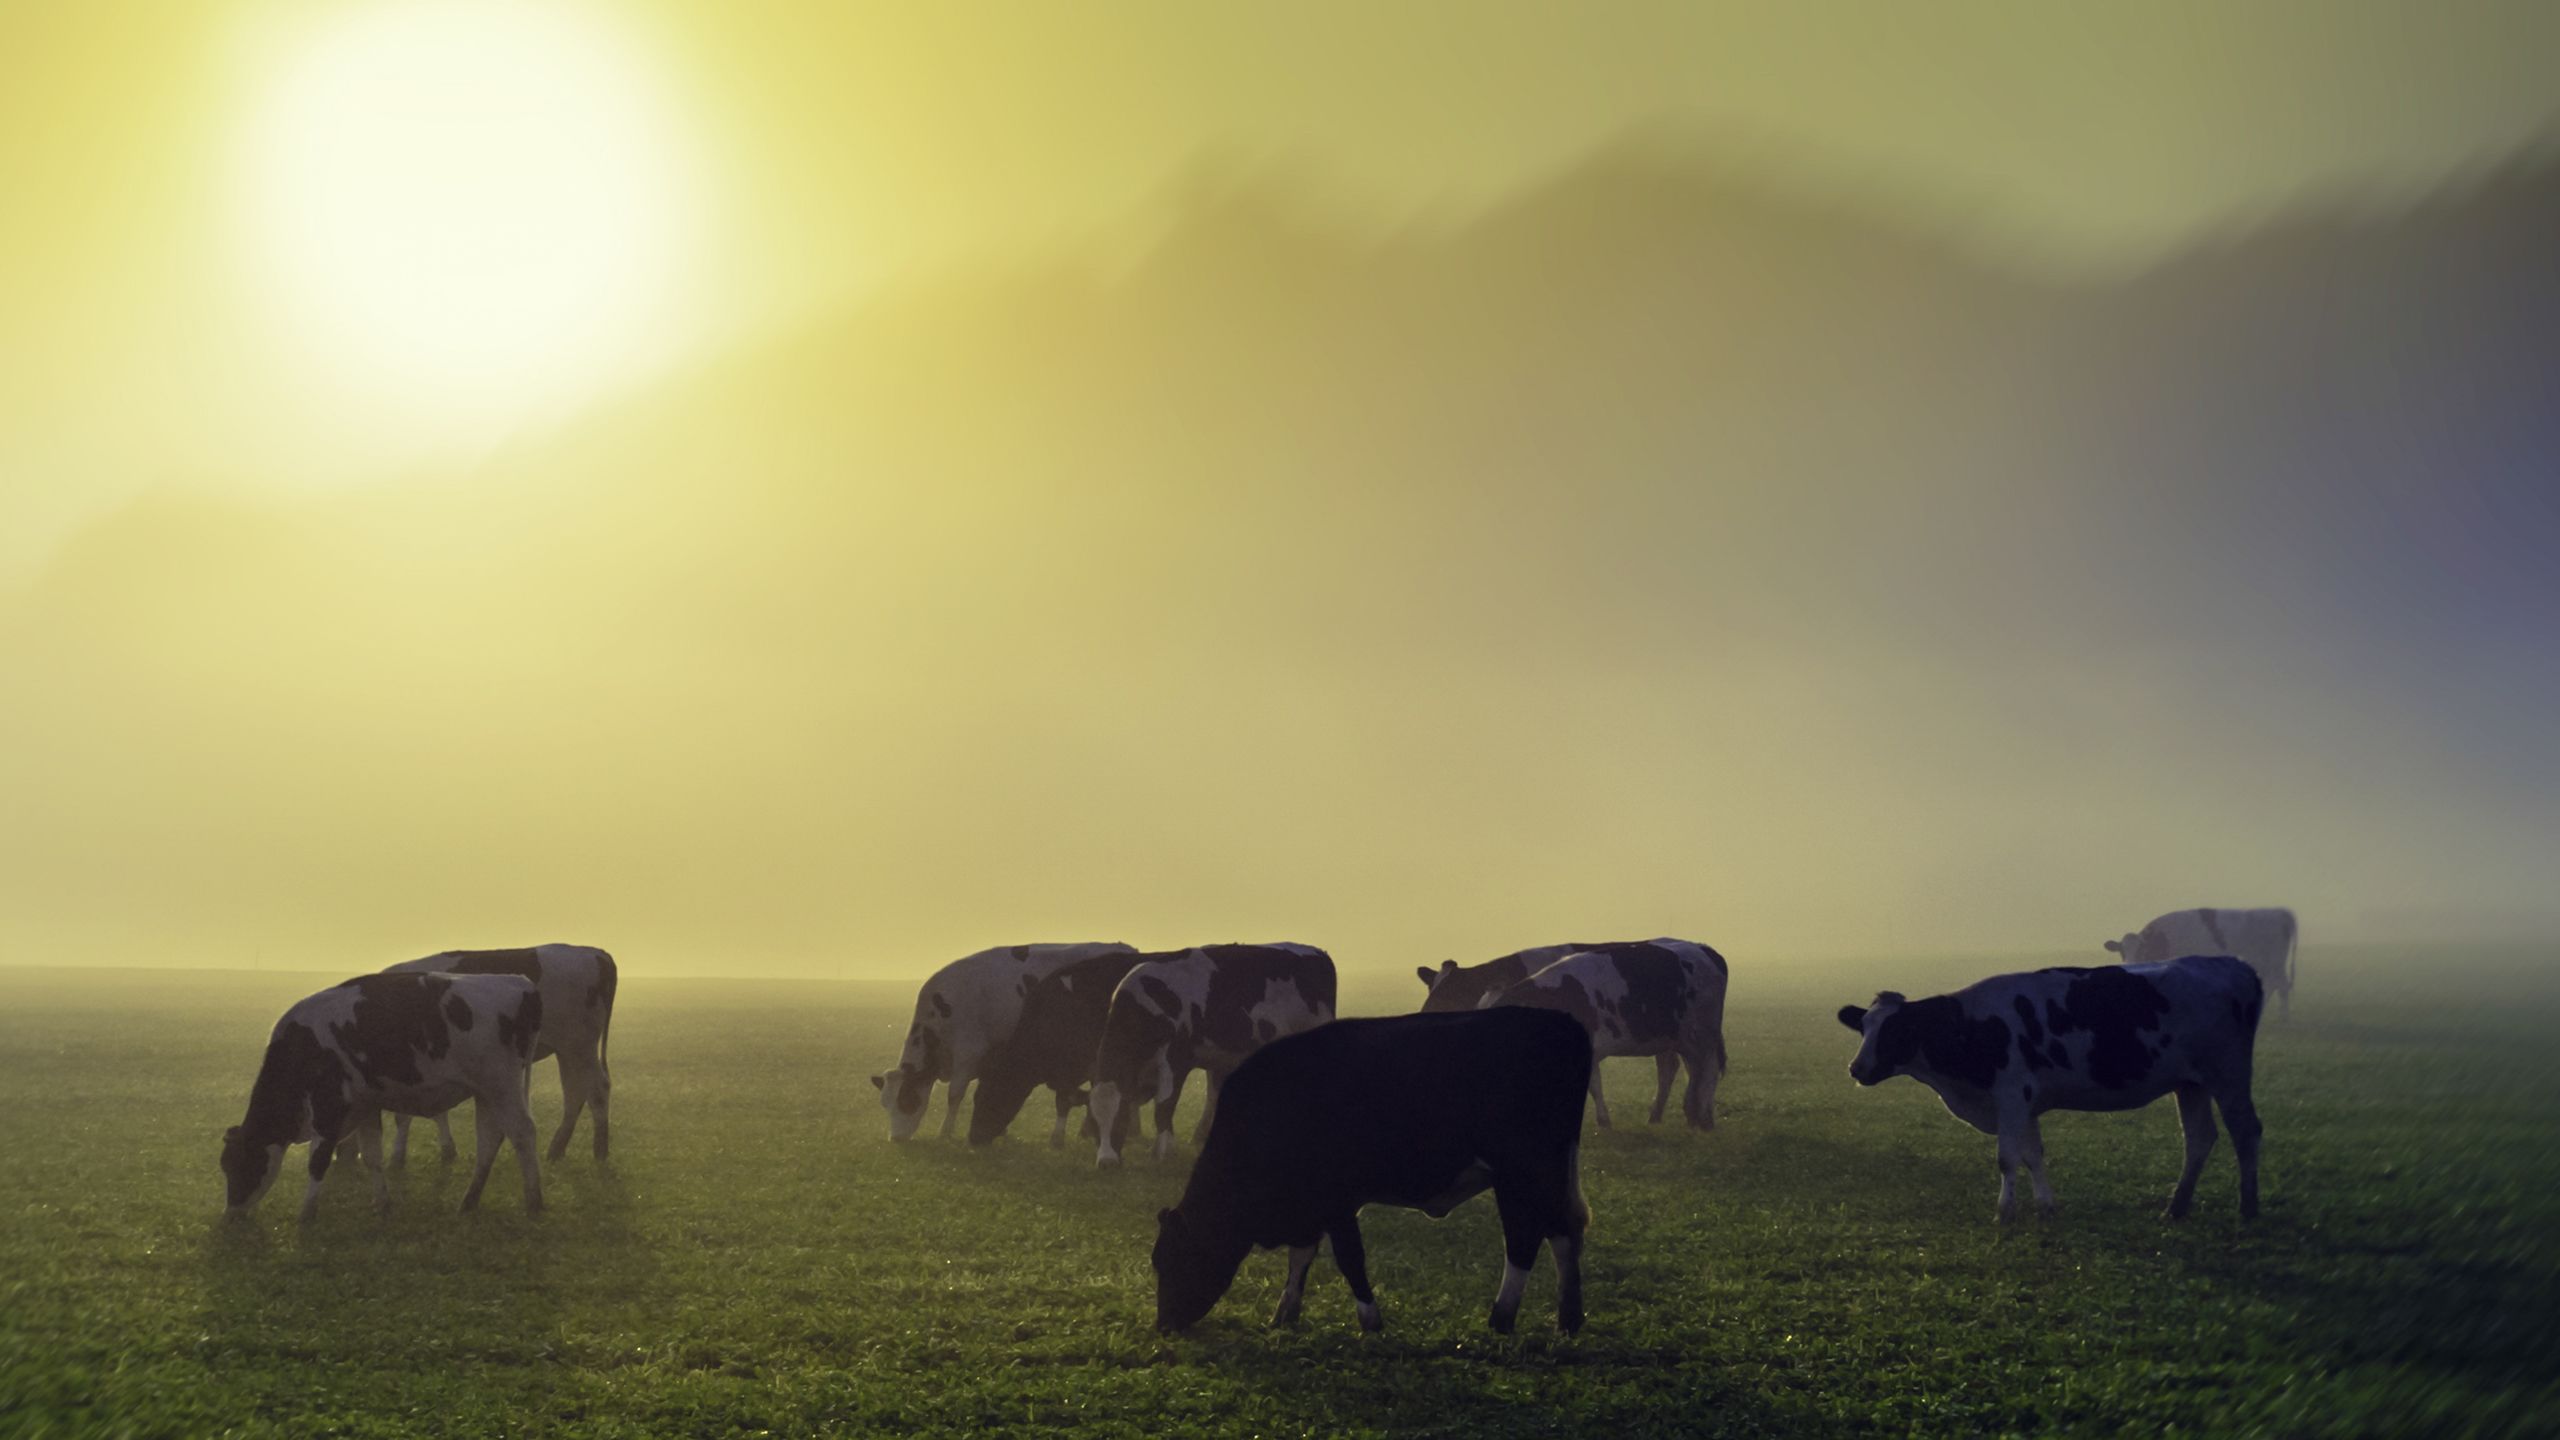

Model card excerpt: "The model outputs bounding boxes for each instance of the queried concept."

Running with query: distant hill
[6,146,2556,968]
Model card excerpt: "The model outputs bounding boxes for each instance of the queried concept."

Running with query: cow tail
[596,951,618,1071]
[1713,1024,1728,1077]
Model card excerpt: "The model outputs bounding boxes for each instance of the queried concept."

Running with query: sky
[2,2,2555,976]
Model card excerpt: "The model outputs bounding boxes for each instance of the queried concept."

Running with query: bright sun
[241,1,693,427]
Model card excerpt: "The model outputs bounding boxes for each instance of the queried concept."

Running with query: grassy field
[3,946,2556,1438]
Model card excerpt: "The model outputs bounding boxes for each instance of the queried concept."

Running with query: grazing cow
[1152,1008,1594,1335]
[1837,955,2266,1222]
[1477,939,1730,1130]
[381,943,618,1165]
[1089,943,1336,1168]
[1415,943,1585,1014]
[966,949,1149,1147]
[221,972,546,1222]
[872,942,1136,1140]
[2106,908,2298,1019]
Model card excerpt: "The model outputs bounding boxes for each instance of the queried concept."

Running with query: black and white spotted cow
[380,943,618,1166]
[221,972,546,1222]
[1476,939,1730,1130]
[966,949,1149,1147]
[2106,908,2298,1019]
[1088,943,1336,1168]
[1415,943,1585,1014]
[872,942,1136,1141]
[1151,1007,1595,1335]
[1837,956,2266,1222]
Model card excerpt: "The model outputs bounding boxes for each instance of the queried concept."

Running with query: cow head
[220,1125,285,1214]
[1836,992,1914,1086]
[1152,1206,1248,1333]
[1416,959,1486,1014]
[871,1067,931,1141]
[2101,934,2141,962]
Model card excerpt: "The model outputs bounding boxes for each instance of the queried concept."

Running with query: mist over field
[5,146,2558,976]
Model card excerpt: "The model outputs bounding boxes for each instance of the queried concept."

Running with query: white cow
[379,944,618,1165]
[871,942,1136,1140]
[221,972,546,1221]
[2105,907,2297,1018]
[1088,943,1337,1167]
[1839,956,2266,1222]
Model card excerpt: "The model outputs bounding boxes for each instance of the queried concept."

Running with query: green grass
[3,947,2556,1438]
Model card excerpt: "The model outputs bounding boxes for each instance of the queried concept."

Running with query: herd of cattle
[219,907,2298,1335]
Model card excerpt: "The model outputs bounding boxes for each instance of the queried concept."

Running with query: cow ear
[1836,1005,1868,1032]
[1415,966,1436,987]
[2102,939,2121,954]
[868,1074,885,1091]
[1156,1207,1178,1229]
[222,1125,241,1144]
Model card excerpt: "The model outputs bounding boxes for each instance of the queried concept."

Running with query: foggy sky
[4,150,2555,976]
[4,5,2557,976]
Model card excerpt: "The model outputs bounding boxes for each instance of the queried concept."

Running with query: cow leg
[507,1097,545,1216]
[1994,1128,2019,1224]
[1151,1067,1188,1162]
[1271,1242,1320,1327]
[435,1112,458,1163]
[1684,1046,1721,1132]
[460,1101,502,1212]
[941,1067,973,1140]
[2019,1115,2057,1218]
[390,1114,411,1171]
[1488,1190,1544,1334]
[1648,1053,1677,1125]
[353,1110,390,1215]
[2165,1083,2219,1219]
[298,1135,338,1225]
[1550,1232,1586,1335]
[2219,1088,2264,1219]
[1049,1088,1074,1149]
[1191,1070,1224,1145]
[1587,1067,1612,1130]
[1327,1216,1381,1332]
[548,1055,590,1162]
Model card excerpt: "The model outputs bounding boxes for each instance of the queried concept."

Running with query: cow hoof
[439,1148,458,1165]
[1357,1306,1383,1334]
[1269,1306,1301,1328]
[545,1142,570,1163]
[2037,1200,2060,1220]
[1096,1156,1122,1171]
[1487,1308,1517,1336]
[1558,1308,1584,1335]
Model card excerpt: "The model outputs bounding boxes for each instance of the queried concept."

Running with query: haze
[4,2,2556,977]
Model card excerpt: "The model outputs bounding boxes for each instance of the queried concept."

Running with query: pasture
[3,947,2555,1438]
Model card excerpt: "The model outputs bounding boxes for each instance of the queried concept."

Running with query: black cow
[221,972,546,1221]
[1837,955,2266,1222]
[966,949,1148,1147]
[1152,1007,1595,1336]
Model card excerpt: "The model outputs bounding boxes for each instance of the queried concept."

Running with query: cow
[1415,943,1585,1014]
[1474,939,1729,1130]
[1836,955,2266,1222]
[221,972,546,1222]
[1151,1007,1594,1336]
[871,942,1136,1141]
[1089,943,1336,1168]
[380,943,618,1166]
[2105,907,2298,1019]
[966,949,1149,1147]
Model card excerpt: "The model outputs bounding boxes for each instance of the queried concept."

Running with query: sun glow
[238,1,696,431]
